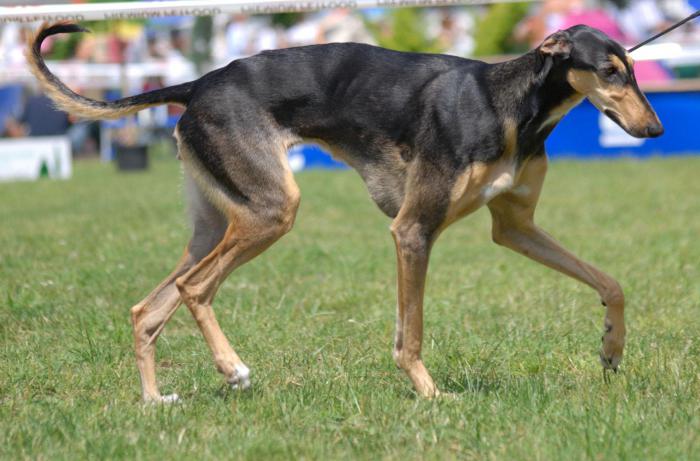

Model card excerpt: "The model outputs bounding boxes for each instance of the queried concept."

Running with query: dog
[28,22,663,401]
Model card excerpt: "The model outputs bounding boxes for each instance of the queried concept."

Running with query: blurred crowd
[517,0,698,47]
[0,0,698,155]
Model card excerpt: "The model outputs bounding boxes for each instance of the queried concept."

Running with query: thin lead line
[628,9,700,52]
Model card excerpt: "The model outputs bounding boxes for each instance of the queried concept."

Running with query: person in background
[612,0,696,43]
[316,8,376,44]
[0,23,31,67]
[224,14,279,58]
[4,86,97,155]
[4,89,70,138]
[429,8,475,57]
[286,13,325,47]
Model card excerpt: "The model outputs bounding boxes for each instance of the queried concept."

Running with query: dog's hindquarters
[162,103,300,393]
[132,105,301,399]
[31,21,303,400]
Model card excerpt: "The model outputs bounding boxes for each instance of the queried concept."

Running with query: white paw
[160,393,180,403]
[144,393,180,404]
[228,364,251,390]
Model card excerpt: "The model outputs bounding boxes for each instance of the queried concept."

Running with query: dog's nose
[645,122,664,138]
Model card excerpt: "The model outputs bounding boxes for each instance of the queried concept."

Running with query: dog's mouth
[604,109,624,128]
[603,108,663,138]
[604,109,639,137]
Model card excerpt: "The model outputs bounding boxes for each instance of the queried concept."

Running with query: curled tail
[27,22,193,120]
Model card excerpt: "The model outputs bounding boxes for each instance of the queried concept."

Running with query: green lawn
[1,157,699,460]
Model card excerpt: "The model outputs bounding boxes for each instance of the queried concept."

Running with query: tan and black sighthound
[28,22,663,401]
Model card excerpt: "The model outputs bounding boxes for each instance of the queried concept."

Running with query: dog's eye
[602,66,617,77]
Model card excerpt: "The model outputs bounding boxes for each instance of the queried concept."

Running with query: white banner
[0,0,537,23]
[0,136,72,182]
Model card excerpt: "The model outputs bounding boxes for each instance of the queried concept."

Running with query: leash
[628,9,700,52]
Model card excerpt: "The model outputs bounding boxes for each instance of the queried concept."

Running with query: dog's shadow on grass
[387,372,508,400]
[213,384,262,402]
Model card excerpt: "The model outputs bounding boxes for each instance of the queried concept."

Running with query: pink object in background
[561,10,671,83]
[561,9,627,41]
[631,60,672,82]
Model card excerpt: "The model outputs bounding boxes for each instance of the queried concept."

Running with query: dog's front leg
[487,156,625,371]
[390,219,439,398]
[491,214,626,370]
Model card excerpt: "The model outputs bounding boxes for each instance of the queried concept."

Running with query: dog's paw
[599,323,624,371]
[144,393,180,404]
[228,364,251,391]
[160,393,180,403]
[599,350,622,370]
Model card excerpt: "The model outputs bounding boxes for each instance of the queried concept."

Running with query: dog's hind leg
[130,253,191,403]
[176,192,300,390]
[176,223,287,390]
[488,155,625,371]
[130,173,227,403]
[174,121,300,391]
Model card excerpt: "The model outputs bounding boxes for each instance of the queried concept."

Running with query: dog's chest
[443,161,528,226]
[481,170,516,202]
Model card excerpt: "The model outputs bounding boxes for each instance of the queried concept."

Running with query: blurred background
[1,0,699,179]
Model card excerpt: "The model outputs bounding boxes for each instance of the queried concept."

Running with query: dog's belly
[304,139,409,218]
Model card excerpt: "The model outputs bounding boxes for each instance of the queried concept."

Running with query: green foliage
[47,0,144,59]
[191,17,213,72]
[47,33,80,60]
[1,158,700,459]
[474,2,530,56]
[372,8,442,53]
[270,13,303,28]
[84,0,145,32]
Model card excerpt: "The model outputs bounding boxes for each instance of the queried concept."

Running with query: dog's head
[538,25,663,138]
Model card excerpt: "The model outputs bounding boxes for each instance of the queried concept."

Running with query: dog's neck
[487,51,581,155]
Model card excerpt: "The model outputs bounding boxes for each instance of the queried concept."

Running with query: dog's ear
[539,30,572,59]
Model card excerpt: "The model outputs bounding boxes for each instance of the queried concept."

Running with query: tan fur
[389,182,437,398]
[130,249,193,401]
[174,193,299,389]
[567,68,660,134]
[609,54,627,74]
[502,117,518,159]
[540,33,571,57]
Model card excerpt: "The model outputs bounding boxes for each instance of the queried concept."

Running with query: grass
[1,157,699,460]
